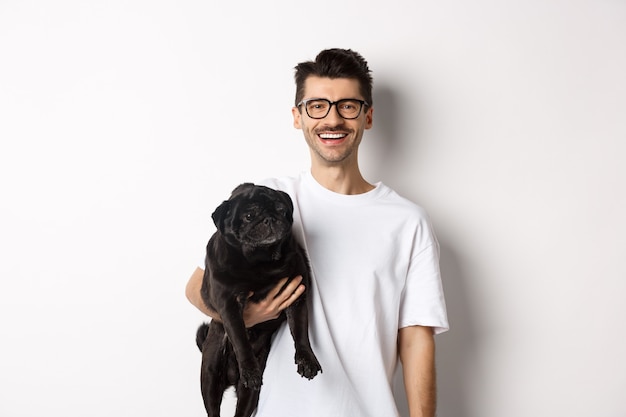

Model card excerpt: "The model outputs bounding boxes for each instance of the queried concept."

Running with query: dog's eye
[276,205,288,216]
[243,213,253,222]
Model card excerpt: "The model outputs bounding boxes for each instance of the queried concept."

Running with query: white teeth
[319,133,345,139]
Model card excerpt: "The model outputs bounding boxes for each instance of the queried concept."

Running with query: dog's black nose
[263,217,275,225]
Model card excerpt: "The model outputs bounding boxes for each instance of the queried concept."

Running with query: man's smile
[318,132,347,140]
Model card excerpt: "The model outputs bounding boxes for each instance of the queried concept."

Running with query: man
[186,48,448,417]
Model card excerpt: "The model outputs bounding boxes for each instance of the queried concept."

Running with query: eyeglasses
[296,98,369,120]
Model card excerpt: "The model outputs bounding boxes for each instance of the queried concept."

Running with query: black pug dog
[196,183,322,417]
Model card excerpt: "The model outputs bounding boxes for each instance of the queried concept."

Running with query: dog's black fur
[196,183,321,417]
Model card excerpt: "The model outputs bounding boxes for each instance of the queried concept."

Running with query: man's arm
[185,267,221,318]
[398,325,437,417]
[185,267,306,327]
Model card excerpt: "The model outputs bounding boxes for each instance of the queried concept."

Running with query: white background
[1,1,625,416]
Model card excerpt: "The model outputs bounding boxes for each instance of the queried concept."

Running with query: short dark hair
[294,48,373,107]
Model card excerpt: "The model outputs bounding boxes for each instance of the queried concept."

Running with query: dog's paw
[240,366,263,390]
[295,350,322,380]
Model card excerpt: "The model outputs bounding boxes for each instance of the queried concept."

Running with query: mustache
[314,126,352,134]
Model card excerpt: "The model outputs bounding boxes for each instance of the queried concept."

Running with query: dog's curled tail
[196,323,210,351]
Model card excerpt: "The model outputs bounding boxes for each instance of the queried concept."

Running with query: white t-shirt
[249,171,449,417]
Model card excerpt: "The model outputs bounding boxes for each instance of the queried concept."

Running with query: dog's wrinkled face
[212,183,294,249]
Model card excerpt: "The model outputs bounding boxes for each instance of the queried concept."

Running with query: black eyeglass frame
[296,98,370,120]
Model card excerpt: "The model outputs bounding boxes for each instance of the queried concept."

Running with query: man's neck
[310,164,374,195]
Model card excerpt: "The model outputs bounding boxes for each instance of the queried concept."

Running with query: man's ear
[365,105,373,130]
[292,106,302,129]
[211,200,231,233]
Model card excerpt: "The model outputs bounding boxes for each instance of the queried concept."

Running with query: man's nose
[324,103,344,123]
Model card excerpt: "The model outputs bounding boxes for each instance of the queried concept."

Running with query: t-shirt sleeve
[398,226,449,335]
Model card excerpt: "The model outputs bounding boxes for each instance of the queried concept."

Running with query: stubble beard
[305,127,362,165]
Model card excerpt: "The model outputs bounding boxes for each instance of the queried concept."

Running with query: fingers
[274,275,303,299]
[268,277,291,299]
[242,276,306,328]
[277,282,305,311]
[269,276,305,311]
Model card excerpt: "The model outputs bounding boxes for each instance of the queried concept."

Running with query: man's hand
[185,267,305,327]
[242,276,305,327]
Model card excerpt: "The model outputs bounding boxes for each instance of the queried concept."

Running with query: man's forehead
[303,76,362,99]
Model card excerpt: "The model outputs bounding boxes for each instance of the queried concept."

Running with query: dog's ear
[278,190,294,218]
[211,200,231,233]
[230,183,255,198]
